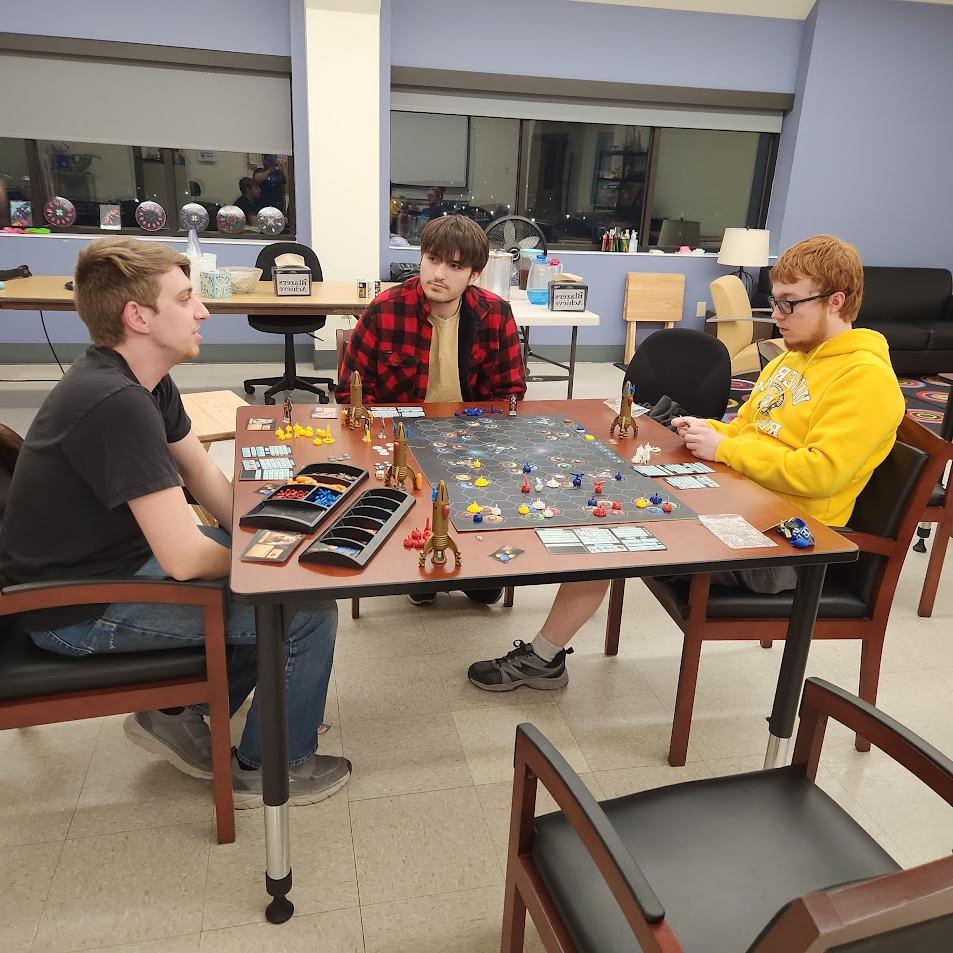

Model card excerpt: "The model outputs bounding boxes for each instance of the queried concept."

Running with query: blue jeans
[29,528,338,768]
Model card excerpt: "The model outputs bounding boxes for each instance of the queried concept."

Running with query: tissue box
[200,269,232,299]
[548,281,588,311]
[273,265,312,297]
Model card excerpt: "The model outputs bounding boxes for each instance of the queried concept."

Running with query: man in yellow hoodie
[468,234,905,692]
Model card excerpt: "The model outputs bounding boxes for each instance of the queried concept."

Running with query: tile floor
[1,359,952,952]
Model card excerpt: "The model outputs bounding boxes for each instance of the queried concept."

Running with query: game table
[229,398,857,922]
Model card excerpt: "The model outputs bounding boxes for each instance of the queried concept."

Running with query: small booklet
[240,529,305,563]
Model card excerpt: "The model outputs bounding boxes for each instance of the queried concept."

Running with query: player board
[404,415,697,533]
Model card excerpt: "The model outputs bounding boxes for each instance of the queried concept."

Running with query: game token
[587,496,598,507]
[546,478,560,488]
[522,463,533,473]
[649,493,663,505]
[474,477,489,487]
[531,498,546,510]
[521,477,531,493]
[518,503,530,515]
[661,502,673,513]
[593,505,607,517]
[594,481,604,494]
[572,473,583,488]
[563,418,573,424]
[575,425,586,431]
[615,471,623,480]
[543,508,554,518]
[467,501,482,513]
[535,478,544,492]
[472,459,482,469]
[636,497,650,508]
[611,500,623,510]
[585,434,595,442]
[473,513,483,523]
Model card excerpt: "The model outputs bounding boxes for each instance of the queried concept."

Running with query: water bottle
[526,255,551,305]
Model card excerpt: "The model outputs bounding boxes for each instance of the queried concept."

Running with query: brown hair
[74,237,190,347]
[419,215,489,273]
[771,234,864,324]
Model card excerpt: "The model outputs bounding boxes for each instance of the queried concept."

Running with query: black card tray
[299,487,414,568]
[239,463,368,533]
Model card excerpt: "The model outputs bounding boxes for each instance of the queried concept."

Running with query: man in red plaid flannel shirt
[336,215,526,405]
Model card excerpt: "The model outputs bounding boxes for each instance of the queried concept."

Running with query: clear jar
[526,255,551,305]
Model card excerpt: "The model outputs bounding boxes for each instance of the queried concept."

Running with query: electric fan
[484,215,548,284]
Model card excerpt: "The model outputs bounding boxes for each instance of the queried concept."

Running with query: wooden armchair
[707,274,777,375]
[502,677,953,953]
[605,417,946,766]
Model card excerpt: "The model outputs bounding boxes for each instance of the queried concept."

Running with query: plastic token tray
[299,487,415,568]
[239,463,368,533]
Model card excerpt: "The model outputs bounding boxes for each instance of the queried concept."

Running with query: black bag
[0,265,31,281]
[648,395,688,430]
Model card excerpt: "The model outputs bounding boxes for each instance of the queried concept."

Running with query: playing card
[490,545,524,563]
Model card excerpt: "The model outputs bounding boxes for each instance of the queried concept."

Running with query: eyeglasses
[768,291,834,316]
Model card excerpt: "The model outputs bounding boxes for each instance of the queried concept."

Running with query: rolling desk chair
[243,243,335,405]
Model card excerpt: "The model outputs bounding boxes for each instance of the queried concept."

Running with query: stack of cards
[240,529,305,563]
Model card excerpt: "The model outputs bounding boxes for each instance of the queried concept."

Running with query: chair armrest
[514,723,670,937]
[793,678,953,805]
[0,577,226,617]
[944,294,953,322]
[826,526,894,557]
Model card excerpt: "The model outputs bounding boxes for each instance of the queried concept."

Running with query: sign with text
[273,266,312,297]
[548,282,588,312]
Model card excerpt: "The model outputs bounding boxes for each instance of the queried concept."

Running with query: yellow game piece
[322,436,335,444]
[467,501,482,514]
[474,477,489,487]
[584,434,595,442]
[305,426,313,437]
[362,430,372,443]
[517,503,530,515]
[472,459,481,469]
[636,497,650,508]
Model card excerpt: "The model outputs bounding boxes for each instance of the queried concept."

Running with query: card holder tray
[239,463,368,533]
[299,488,415,568]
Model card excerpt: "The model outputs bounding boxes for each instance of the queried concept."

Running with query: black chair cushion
[0,626,208,701]
[650,575,869,619]
[856,320,931,351]
[920,320,953,351]
[531,767,899,953]
[248,315,326,336]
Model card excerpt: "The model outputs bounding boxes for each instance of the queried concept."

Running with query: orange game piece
[415,472,424,491]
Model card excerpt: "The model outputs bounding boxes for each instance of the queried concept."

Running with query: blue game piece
[587,495,598,507]
[575,424,586,431]
[473,513,483,523]
[522,464,533,473]
[571,473,583,488]
[649,493,663,505]
[614,471,623,481]
[432,487,438,501]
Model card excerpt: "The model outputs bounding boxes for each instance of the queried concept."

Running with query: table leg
[567,326,578,400]
[255,603,294,923]
[763,564,826,769]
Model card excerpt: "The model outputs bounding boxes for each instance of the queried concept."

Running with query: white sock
[531,632,563,662]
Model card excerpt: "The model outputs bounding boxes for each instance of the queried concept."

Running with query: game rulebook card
[240,529,305,564]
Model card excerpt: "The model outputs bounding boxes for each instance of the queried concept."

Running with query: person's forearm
[186,467,234,528]
[178,535,231,580]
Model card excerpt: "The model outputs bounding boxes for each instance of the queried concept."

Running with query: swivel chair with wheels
[243,242,335,404]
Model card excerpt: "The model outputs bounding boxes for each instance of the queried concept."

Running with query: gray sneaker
[468,640,573,692]
[123,709,213,779]
[231,752,352,810]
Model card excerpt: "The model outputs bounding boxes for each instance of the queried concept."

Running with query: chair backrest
[709,275,755,360]
[623,273,685,326]
[0,423,22,524]
[335,328,353,383]
[828,418,945,609]
[623,328,731,420]
[254,242,323,284]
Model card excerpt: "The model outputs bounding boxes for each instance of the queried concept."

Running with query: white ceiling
[567,0,953,20]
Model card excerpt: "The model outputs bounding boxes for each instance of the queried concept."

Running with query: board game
[404,414,697,533]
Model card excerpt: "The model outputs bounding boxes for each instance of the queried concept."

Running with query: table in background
[228,398,856,922]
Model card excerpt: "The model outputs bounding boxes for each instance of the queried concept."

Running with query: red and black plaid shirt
[335,277,526,404]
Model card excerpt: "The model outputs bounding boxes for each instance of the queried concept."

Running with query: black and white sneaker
[407,592,437,607]
[467,640,573,692]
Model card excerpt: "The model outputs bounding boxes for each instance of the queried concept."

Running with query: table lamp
[717,227,769,295]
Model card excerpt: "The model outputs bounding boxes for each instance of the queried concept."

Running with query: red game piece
[521,477,531,493]
[403,536,414,549]
[424,518,431,535]
[593,505,607,517]
[661,502,673,513]
[593,481,604,495]
[611,500,622,511]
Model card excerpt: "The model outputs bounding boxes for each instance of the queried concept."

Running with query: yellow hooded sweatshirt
[707,328,904,527]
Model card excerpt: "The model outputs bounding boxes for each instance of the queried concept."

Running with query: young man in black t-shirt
[0,237,348,808]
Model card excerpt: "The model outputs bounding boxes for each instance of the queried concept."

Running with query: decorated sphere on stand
[43,196,77,228]
[180,202,209,231]
[135,201,167,232]
[257,206,286,236]
[216,205,246,234]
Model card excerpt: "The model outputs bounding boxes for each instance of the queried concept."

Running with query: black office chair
[243,242,335,404]
[623,327,731,420]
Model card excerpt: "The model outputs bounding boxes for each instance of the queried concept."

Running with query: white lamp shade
[718,228,770,267]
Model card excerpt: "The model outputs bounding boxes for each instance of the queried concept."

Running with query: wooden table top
[181,390,248,443]
[0,277,398,316]
[229,399,857,604]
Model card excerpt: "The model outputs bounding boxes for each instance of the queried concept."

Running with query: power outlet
[695,301,707,318]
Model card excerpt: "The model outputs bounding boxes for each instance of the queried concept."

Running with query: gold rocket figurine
[384,420,419,490]
[345,371,373,430]
[420,480,461,569]
[610,381,639,438]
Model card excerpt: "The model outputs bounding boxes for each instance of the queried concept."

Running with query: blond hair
[74,238,190,346]
[771,235,864,324]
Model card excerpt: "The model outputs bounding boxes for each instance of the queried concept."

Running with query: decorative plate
[43,196,77,228]
[180,202,210,231]
[135,201,167,232]
[257,206,286,236]
[216,205,246,234]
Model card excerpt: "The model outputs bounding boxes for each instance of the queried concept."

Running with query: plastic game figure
[420,480,461,568]
[508,394,518,416]
[345,371,373,430]
[282,396,293,424]
[384,420,419,491]
[610,382,639,438]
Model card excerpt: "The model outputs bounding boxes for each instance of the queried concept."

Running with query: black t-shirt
[234,194,265,220]
[0,346,190,626]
